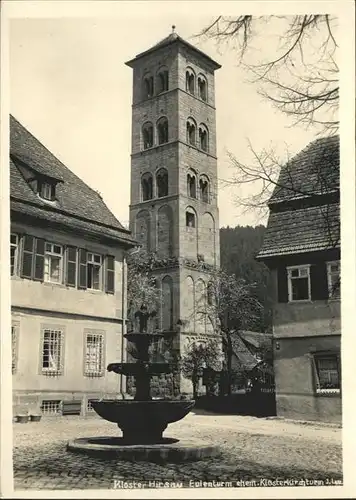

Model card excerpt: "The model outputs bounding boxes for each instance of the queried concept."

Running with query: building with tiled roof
[257,135,341,423]
[10,115,136,417]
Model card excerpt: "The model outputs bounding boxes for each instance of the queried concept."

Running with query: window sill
[315,389,341,397]
[43,280,66,288]
[41,371,63,377]
[287,299,312,304]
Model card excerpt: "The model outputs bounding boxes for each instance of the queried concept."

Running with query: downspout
[120,252,127,395]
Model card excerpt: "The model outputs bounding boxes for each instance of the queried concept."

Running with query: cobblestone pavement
[13,412,342,490]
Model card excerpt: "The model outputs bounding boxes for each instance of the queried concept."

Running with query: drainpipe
[120,252,127,395]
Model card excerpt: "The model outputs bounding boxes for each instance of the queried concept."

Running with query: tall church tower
[126,28,221,391]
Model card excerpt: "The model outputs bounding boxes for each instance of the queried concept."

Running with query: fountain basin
[67,436,221,463]
[92,399,195,444]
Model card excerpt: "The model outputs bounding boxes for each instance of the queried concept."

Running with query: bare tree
[224,137,340,246]
[180,339,221,399]
[196,15,338,134]
[196,268,264,396]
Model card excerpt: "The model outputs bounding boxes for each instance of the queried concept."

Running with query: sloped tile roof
[239,331,273,349]
[257,203,340,258]
[231,335,260,372]
[10,115,136,246]
[270,135,339,204]
[125,31,221,69]
[257,135,340,259]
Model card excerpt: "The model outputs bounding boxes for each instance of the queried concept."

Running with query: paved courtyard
[13,411,342,490]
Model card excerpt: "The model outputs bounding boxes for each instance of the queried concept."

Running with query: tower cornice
[131,88,217,112]
[125,32,221,71]
[131,140,217,160]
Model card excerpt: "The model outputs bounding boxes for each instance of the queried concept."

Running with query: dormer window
[40,182,55,201]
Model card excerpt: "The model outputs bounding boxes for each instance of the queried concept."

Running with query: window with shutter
[313,353,340,394]
[326,261,340,299]
[44,242,63,283]
[105,255,115,294]
[10,234,19,276]
[78,249,87,289]
[287,265,311,302]
[66,247,77,287]
[21,235,35,278]
[34,238,45,281]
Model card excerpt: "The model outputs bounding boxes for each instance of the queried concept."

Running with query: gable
[10,115,136,245]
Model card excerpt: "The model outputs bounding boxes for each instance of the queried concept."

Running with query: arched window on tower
[186,118,196,146]
[156,168,168,198]
[198,74,207,101]
[187,171,197,198]
[207,282,214,306]
[185,68,195,94]
[157,68,169,94]
[199,175,210,203]
[141,173,153,201]
[199,124,208,152]
[142,122,154,149]
[157,117,169,145]
[142,74,154,99]
[186,209,196,228]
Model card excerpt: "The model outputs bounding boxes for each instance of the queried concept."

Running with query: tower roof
[125,27,221,70]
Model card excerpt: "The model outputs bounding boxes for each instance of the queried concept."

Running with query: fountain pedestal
[67,307,220,461]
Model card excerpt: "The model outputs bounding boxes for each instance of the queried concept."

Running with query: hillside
[220,225,272,332]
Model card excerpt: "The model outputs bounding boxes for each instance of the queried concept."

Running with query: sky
[9,7,321,228]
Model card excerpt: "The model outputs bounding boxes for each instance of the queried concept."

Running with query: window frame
[287,265,311,303]
[186,210,196,229]
[198,124,209,152]
[141,172,153,201]
[185,68,196,95]
[40,182,52,200]
[86,252,103,291]
[326,260,341,300]
[187,172,197,199]
[157,117,169,145]
[44,242,63,284]
[40,327,65,376]
[186,119,197,147]
[313,352,341,395]
[10,233,19,276]
[41,400,62,414]
[11,321,20,374]
[157,68,169,94]
[142,122,154,150]
[142,74,154,100]
[156,168,169,198]
[197,74,208,101]
[83,330,105,377]
[199,176,210,203]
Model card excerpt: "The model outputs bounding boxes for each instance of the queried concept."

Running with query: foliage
[126,249,160,328]
[193,266,264,395]
[180,338,222,399]
[220,225,272,332]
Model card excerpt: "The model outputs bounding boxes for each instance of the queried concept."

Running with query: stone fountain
[67,306,220,462]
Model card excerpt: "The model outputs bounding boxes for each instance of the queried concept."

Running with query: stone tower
[126,28,221,392]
